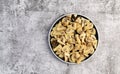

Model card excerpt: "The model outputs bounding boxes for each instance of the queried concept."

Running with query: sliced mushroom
[76,17,81,24]
[75,52,80,59]
[75,34,81,44]
[53,44,62,52]
[76,54,85,64]
[79,32,86,43]
[86,28,96,35]
[84,20,93,31]
[92,40,98,49]
[71,53,76,63]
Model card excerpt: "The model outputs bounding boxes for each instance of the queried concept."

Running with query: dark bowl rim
[48,13,99,64]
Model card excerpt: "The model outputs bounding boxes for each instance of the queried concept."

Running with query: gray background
[0,0,120,74]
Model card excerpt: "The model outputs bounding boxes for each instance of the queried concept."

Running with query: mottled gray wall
[0,0,120,74]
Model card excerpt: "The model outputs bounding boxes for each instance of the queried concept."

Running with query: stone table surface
[0,0,120,74]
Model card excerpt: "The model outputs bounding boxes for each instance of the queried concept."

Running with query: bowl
[48,14,99,64]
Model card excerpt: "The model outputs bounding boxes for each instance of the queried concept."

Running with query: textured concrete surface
[0,0,120,74]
